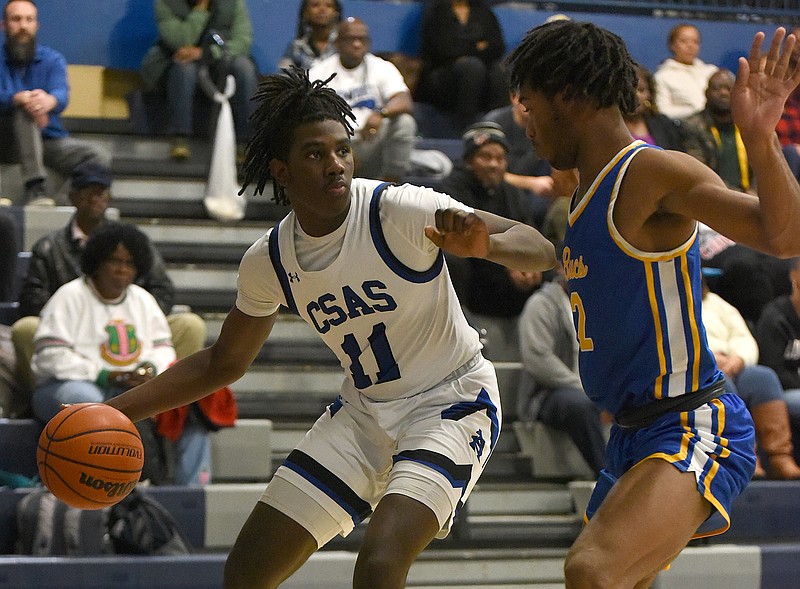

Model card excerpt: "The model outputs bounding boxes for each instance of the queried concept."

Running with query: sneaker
[23,179,54,207]
[170,138,191,161]
[27,196,56,207]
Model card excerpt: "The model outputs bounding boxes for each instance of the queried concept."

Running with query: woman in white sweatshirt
[654,23,718,119]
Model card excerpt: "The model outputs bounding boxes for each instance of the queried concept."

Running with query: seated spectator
[309,18,416,181]
[698,224,791,327]
[11,161,207,418]
[682,69,754,193]
[756,257,800,405]
[139,0,258,160]
[30,222,211,486]
[441,122,541,362]
[623,64,685,151]
[277,0,341,71]
[0,0,110,206]
[0,212,20,302]
[517,261,607,477]
[653,23,718,119]
[702,274,800,479]
[415,0,507,130]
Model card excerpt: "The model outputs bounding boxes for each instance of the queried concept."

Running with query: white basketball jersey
[238,179,481,402]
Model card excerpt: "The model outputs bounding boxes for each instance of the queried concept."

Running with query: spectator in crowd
[309,17,416,181]
[702,273,800,479]
[517,258,608,478]
[415,0,507,130]
[0,212,20,302]
[441,122,542,362]
[623,64,685,151]
[139,0,258,160]
[30,221,211,486]
[11,161,207,417]
[0,0,110,206]
[698,222,791,327]
[683,69,754,193]
[756,258,800,407]
[654,22,718,119]
[278,0,341,72]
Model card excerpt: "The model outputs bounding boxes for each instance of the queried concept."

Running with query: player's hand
[425,208,490,258]
[733,28,800,141]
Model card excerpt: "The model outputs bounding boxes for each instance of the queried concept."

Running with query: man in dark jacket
[11,161,206,416]
[441,122,542,370]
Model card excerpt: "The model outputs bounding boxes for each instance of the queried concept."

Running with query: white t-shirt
[310,53,410,131]
[654,57,718,119]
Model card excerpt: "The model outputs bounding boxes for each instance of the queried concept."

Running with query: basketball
[37,403,144,510]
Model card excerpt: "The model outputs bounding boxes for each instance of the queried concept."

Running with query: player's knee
[563,549,618,589]
[353,545,410,589]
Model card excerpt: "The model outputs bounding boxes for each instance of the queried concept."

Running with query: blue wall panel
[28,0,768,76]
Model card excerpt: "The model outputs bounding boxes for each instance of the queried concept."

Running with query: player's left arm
[424,207,556,272]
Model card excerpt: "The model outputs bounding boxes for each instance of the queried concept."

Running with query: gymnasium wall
[31,0,770,78]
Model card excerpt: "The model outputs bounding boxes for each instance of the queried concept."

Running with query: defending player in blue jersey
[107,66,556,588]
[507,22,800,588]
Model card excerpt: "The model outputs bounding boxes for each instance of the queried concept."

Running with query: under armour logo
[288,272,300,283]
[470,430,485,460]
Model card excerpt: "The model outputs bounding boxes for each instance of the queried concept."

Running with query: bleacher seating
[3,3,800,587]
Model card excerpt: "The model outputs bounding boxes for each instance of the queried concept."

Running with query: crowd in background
[2,0,800,482]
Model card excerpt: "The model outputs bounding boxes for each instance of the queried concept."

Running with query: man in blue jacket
[0,0,109,206]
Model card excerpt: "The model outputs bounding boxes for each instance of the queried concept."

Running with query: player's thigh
[566,458,710,586]
[224,501,317,589]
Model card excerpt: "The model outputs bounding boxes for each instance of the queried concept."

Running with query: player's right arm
[107,307,277,423]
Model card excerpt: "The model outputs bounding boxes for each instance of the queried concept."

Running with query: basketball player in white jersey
[107,66,556,588]
[507,22,800,589]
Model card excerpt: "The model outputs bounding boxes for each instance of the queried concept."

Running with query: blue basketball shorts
[586,392,756,538]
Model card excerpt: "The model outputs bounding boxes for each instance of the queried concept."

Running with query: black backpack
[107,487,192,555]
[15,488,113,556]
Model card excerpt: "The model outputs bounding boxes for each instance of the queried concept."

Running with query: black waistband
[614,379,727,429]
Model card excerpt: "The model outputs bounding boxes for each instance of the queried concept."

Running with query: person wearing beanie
[442,121,543,363]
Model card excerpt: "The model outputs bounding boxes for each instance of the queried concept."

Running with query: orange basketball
[37,403,144,510]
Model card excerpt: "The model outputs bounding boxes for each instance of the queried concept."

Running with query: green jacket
[140,0,253,92]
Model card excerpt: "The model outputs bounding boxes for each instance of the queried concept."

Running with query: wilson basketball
[37,403,144,510]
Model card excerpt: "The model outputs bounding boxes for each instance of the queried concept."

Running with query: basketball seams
[37,403,144,510]
[42,427,141,442]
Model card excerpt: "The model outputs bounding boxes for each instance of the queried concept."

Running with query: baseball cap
[71,161,112,191]
[462,122,509,160]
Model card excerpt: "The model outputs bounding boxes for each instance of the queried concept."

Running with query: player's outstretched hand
[425,208,490,259]
[733,27,800,141]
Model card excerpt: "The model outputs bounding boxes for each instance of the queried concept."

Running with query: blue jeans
[166,56,258,140]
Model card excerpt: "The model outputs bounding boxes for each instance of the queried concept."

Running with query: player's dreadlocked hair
[239,67,355,205]
[506,20,638,114]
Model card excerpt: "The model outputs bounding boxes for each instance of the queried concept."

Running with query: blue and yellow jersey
[563,141,722,415]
